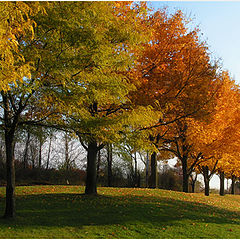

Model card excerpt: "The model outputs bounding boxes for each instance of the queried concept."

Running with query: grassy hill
[0,186,239,238]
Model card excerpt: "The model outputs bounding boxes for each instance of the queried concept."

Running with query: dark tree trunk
[2,92,17,219]
[129,160,134,187]
[134,152,137,187]
[231,175,236,195]
[32,156,35,169]
[107,143,113,187]
[23,132,30,169]
[146,151,149,188]
[219,171,225,196]
[182,156,189,193]
[65,134,69,170]
[4,130,16,218]
[191,182,195,193]
[96,149,101,181]
[85,140,98,195]
[190,173,197,193]
[204,178,210,196]
[46,135,52,170]
[202,166,210,196]
[190,178,195,193]
[149,152,157,188]
[38,141,42,168]
[137,171,141,187]
[0,145,4,169]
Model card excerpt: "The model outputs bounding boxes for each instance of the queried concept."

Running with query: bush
[158,168,182,191]
[0,163,86,186]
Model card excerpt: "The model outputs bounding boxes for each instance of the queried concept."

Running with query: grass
[0,186,239,238]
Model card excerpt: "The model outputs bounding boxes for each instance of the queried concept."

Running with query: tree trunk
[129,159,134,187]
[202,166,210,196]
[96,149,101,181]
[231,175,236,195]
[2,92,17,219]
[134,152,137,187]
[38,141,42,168]
[204,175,209,196]
[0,144,4,169]
[85,140,98,195]
[146,151,149,188]
[191,181,195,193]
[23,132,30,169]
[219,171,225,196]
[107,143,113,187]
[182,156,189,193]
[190,173,197,193]
[204,178,210,196]
[32,155,35,169]
[4,130,16,218]
[65,133,69,170]
[137,171,141,187]
[46,135,52,170]
[149,152,157,188]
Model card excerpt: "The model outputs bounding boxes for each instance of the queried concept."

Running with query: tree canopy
[1,1,240,218]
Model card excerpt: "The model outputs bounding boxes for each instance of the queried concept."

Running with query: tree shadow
[0,192,239,230]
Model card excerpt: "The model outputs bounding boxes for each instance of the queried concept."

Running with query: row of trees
[1,2,240,219]
[1,126,236,193]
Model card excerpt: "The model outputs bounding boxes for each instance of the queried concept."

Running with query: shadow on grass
[0,192,239,229]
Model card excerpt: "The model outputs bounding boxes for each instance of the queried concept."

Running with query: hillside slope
[0,186,239,238]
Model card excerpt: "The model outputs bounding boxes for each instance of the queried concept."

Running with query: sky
[147,1,240,189]
[148,1,240,84]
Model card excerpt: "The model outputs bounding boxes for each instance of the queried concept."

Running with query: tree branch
[76,131,88,151]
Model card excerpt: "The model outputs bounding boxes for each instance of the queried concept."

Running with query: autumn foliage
[0,2,240,219]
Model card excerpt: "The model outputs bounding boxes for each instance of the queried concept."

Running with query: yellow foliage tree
[0,2,45,219]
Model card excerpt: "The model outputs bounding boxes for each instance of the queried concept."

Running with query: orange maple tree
[129,9,218,191]
[187,71,240,195]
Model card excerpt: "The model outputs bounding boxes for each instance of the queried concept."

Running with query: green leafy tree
[32,2,158,195]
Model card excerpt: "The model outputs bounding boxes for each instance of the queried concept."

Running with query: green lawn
[0,186,239,238]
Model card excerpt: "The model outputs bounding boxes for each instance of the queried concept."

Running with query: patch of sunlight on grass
[0,186,239,238]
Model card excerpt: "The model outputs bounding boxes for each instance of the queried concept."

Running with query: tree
[187,71,240,195]
[149,151,157,188]
[107,143,113,187]
[34,2,156,195]
[189,171,198,193]
[0,2,46,218]
[128,9,218,192]
[23,131,31,169]
[46,130,54,170]
[198,159,218,196]
[0,2,45,91]
[223,153,240,195]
